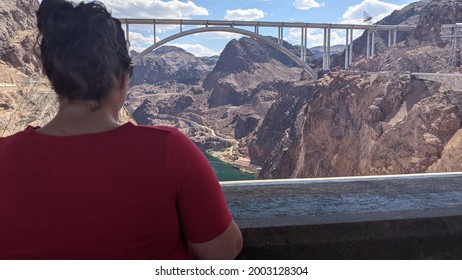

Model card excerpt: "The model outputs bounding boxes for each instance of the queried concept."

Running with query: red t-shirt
[0,122,232,259]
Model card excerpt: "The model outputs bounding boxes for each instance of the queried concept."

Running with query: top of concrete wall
[221,172,462,228]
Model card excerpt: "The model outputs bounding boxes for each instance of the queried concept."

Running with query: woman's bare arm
[189,220,243,259]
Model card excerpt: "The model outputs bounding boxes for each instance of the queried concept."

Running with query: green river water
[204,153,255,181]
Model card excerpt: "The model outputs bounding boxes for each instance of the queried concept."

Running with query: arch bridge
[119,18,416,80]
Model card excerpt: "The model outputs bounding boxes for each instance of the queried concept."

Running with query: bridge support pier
[323,28,331,70]
[278,26,284,45]
[153,23,157,44]
[345,29,349,68]
[371,31,376,57]
[304,28,308,63]
[349,29,354,66]
[366,29,399,59]
[323,28,326,69]
[366,30,370,58]
[388,30,392,47]
[366,29,377,58]
[300,27,307,62]
[345,28,354,69]
[125,22,130,51]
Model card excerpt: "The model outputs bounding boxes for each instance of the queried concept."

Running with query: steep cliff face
[203,37,308,108]
[409,0,462,43]
[206,37,299,76]
[248,81,315,165]
[350,44,448,73]
[428,129,462,172]
[0,0,49,136]
[0,0,40,76]
[0,84,55,137]
[257,71,462,178]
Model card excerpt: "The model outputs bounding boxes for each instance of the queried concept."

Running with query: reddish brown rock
[256,71,462,179]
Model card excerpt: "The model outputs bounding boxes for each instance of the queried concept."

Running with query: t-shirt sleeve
[167,129,233,243]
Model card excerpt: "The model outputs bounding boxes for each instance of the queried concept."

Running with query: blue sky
[101,0,414,56]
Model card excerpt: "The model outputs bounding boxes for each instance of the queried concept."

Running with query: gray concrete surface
[221,173,462,259]
[222,173,462,227]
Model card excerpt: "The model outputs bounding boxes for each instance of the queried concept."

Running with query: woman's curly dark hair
[36,0,131,104]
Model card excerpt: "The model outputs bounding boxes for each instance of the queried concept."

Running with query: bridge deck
[119,18,416,31]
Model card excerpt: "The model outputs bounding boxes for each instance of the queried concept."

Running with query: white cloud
[169,43,221,56]
[194,31,243,41]
[341,0,408,24]
[104,0,208,18]
[224,9,265,21]
[293,0,325,10]
[127,31,160,52]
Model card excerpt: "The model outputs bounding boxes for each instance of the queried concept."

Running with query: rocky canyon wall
[256,71,462,178]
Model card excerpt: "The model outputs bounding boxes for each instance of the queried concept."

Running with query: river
[204,153,255,181]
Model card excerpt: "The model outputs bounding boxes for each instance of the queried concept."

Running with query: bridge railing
[119,18,416,31]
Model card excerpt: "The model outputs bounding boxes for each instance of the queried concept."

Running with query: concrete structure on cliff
[441,23,462,68]
[119,18,416,79]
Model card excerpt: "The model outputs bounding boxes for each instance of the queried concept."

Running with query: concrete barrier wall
[221,173,462,259]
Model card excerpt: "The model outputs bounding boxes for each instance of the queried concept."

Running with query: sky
[100,0,415,57]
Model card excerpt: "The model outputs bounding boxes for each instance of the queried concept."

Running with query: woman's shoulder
[122,122,188,144]
[0,127,30,142]
[125,122,181,137]
[124,123,196,159]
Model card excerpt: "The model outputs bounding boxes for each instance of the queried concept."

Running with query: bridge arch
[132,26,318,80]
